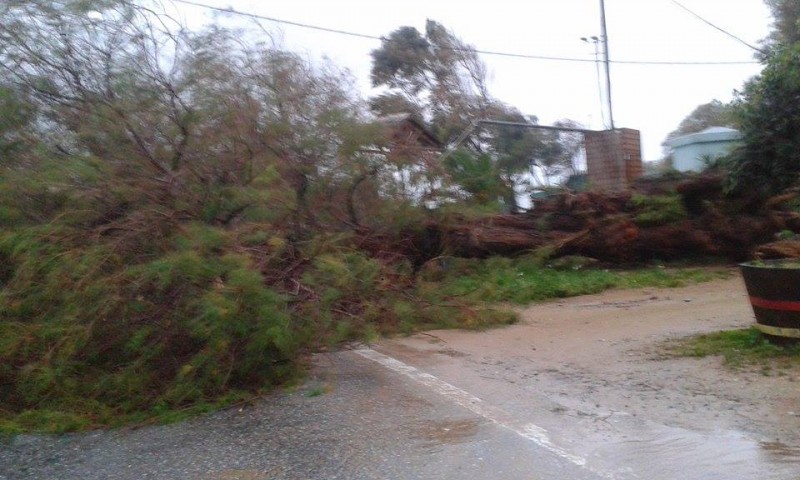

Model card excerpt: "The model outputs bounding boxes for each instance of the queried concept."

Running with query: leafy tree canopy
[370,20,491,144]
[724,1,800,196]
[730,42,800,195]
[763,0,800,53]
[663,100,736,147]
[370,21,584,204]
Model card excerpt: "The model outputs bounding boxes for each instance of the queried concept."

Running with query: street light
[582,36,606,129]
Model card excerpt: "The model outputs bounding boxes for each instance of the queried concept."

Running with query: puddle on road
[414,419,481,446]
[574,417,800,479]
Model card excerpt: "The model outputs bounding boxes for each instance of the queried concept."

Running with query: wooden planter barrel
[740,260,800,340]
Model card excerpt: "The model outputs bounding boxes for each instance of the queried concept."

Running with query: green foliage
[546,255,598,270]
[304,252,382,297]
[631,194,688,226]
[296,245,517,339]
[0,1,740,435]
[0,2,533,434]
[613,266,728,288]
[0,410,90,435]
[0,84,35,157]
[370,26,431,92]
[0,222,298,431]
[443,150,511,206]
[730,42,800,196]
[423,255,728,305]
[764,0,800,53]
[369,21,583,197]
[668,328,800,369]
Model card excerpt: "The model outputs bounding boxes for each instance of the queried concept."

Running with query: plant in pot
[740,259,800,341]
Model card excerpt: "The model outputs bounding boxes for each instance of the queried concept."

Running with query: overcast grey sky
[171,0,772,161]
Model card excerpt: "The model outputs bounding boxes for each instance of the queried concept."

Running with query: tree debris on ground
[390,173,800,264]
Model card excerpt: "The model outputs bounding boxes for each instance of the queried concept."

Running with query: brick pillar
[619,128,643,183]
[585,128,642,191]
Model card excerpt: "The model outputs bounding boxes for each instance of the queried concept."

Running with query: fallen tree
[386,173,800,264]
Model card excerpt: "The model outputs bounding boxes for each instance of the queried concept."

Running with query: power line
[668,0,767,55]
[170,0,381,40]
[169,0,760,65]
[470,50,758,65]
[612,58,756,65]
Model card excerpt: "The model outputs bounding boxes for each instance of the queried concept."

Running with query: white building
[665,127,742,172]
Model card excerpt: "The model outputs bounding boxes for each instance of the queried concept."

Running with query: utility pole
[581,35,606,129]
[599,0,615,129]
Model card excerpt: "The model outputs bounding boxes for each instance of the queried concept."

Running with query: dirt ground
[373,273,800,476]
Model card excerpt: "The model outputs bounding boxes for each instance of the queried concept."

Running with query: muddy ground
[373,273,800,477]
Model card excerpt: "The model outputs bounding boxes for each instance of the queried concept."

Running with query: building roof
[374,113,442,149]
[665,126,742,149]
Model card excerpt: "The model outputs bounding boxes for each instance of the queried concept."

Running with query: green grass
[419,255,730,305]
[303,382,332,398]
[631,194,688,227]
[666,328,800,370]
[0,391,253,434]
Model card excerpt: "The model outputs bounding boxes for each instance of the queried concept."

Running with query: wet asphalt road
[0,349,602,480]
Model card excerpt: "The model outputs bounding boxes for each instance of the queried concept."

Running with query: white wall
[672,140,739,172]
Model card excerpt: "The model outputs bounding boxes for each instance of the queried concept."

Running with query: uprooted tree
[0,0,461,429]
[2,0,799,432]
[1,0,555,430]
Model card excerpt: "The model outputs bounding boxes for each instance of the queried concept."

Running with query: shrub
[730,43,800,196]
[0,223,298,429]
[631,194,688,226]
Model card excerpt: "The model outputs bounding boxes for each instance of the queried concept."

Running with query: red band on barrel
[749,296,800,312]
